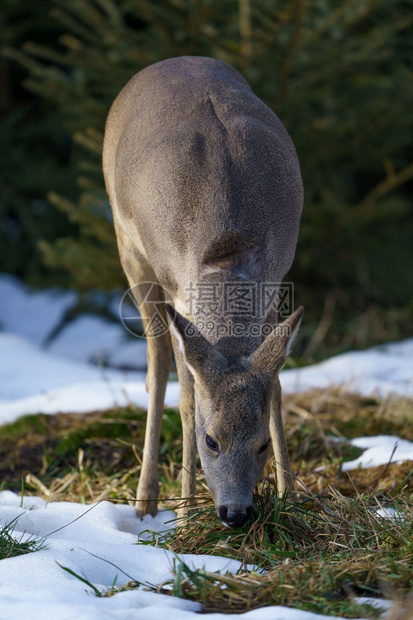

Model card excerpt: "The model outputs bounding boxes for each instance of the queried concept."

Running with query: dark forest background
[1,0,412,361]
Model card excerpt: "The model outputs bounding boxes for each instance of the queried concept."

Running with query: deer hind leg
[171,343,196,519]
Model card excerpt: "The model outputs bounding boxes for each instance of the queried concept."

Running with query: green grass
[0,517,45,560]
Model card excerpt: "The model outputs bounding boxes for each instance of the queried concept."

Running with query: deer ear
[249,306,304,375]
[165,304,227,377]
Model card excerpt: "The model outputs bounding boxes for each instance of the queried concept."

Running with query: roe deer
[103,56,303,528]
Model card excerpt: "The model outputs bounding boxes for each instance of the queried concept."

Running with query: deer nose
[218,505,252,528]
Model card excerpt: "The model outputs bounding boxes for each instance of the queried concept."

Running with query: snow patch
[0,491,341,620]
[343,435,413,471]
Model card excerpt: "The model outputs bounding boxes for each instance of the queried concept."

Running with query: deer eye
[205,434,219,451]
[258,438,271,455]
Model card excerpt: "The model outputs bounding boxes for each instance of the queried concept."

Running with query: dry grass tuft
[144,484,413,616]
